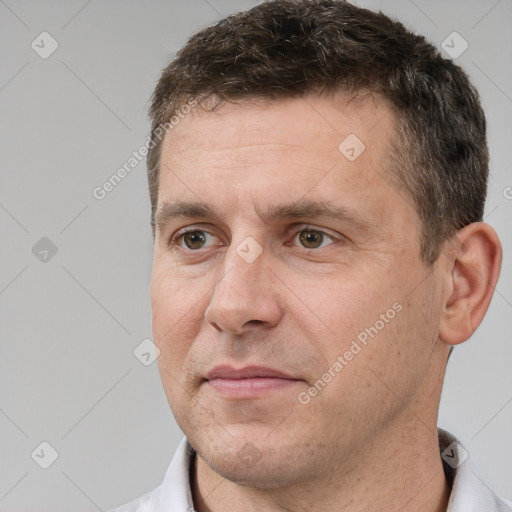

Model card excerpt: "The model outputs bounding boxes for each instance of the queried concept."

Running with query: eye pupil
[184,231,206,249]
[299,230,323,248]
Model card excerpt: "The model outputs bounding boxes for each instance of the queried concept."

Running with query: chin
[207,453,305,489]
[193,429,316,489]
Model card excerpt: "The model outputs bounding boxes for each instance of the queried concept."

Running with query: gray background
[0,0,510,510]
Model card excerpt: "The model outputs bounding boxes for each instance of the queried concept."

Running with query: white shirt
[109,429,512,511]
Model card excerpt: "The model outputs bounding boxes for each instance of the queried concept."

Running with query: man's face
[150,94,446,486]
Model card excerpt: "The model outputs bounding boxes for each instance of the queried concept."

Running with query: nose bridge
[213,237,265,307]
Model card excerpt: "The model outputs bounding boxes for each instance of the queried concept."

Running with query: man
[111,1,510,510]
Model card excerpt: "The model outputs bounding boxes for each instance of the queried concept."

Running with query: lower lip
[206,377,299,398]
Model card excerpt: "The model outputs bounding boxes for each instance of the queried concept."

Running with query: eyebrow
[154,199,376,234]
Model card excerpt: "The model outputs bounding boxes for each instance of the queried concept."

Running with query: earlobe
[439,222,502,346]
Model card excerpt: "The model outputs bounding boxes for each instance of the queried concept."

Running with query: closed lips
[205,366,299,380]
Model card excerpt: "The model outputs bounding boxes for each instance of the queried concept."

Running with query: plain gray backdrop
[1,0,511,510]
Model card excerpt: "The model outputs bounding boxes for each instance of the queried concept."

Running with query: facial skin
[149,94,502,512]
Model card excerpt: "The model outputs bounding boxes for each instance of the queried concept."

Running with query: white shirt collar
[110,429,511,511]
[438,429,512,511]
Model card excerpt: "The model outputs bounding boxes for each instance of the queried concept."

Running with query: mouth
[204,365,302,398]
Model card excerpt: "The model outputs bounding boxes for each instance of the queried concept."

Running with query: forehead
[162,93,394,160]
[155,93,418,241]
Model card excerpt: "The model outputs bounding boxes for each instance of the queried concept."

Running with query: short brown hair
[147,0,488,265]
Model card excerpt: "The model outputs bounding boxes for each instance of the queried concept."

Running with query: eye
[171,229,219,250]
[292,228,337,249]
[169,226,340,252]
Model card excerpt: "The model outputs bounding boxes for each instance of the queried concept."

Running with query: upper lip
[205,365,298,380]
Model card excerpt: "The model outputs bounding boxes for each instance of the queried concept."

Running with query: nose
[204,242,284,335]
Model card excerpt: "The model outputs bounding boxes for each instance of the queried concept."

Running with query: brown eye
[182,231,207,249]
[299,230,325,249]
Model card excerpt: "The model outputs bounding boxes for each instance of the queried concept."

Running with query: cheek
[150,266,205,366]
[303,275,398,351]
[296,265,425,410]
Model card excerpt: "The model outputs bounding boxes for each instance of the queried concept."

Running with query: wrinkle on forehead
[162,92,394,157]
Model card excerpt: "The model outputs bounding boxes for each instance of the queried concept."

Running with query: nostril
[210,322,223,332]
[247,320,264,327]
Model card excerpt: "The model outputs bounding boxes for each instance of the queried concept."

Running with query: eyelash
[169,225,339,251]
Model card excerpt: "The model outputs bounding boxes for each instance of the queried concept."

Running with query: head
[148,0,501,488]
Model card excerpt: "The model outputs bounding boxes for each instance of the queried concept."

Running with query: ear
[439,222,502,346]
